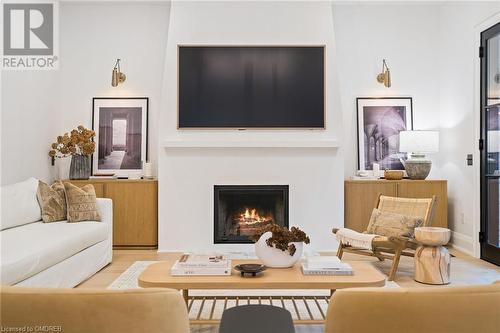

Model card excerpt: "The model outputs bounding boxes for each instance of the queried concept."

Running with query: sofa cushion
[1,178,41,230]
[37,180,67,223]
[64,183,101,222]
[0,220,108,285]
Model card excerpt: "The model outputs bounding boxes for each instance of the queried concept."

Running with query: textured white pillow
[1,178,41,230]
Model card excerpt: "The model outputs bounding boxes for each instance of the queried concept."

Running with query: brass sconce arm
[111,59,126,87]
[377,59,391,88]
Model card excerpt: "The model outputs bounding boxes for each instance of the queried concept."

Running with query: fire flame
[239,208,272,225]
[243,208,258,220]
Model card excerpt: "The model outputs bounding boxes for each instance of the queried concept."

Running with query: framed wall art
[92,97,148,176]
[357,97,413,171]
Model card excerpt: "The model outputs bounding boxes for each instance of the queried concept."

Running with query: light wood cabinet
[345,179,447,232]
[66,179,158,248]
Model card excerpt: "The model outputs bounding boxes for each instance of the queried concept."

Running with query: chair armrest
[387,235,412,248]
[372,235,409,250]
[96,198,113,226]
[388,235,411,243]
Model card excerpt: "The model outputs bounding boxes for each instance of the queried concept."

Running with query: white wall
[1,71,60,185]
[158,1,344,252]
[57,1,170,178]
[438,1,500,254]
[333,2,442,178]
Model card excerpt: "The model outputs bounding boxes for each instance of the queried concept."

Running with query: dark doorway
[480,21,500,265]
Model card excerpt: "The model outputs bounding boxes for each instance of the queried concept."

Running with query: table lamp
[399,130,439,180]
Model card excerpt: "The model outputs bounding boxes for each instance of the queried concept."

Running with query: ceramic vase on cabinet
[69,155,91,180]
[255,231,303,268]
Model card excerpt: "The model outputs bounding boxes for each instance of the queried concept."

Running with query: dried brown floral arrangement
[250,224,310,256]
[49,125,96,158]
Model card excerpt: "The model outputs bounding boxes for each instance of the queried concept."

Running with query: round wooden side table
[414,227,451,285]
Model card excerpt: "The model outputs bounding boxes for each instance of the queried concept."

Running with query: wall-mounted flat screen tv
[178,46,325,128]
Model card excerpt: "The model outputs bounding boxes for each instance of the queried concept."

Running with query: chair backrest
[324,283,500,333]
[376,194,436,227]
[0,286,190,333]
[219,304,294,333]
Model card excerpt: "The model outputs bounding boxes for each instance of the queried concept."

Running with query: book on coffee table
[177,254,230,268]
[305,256,342,269]
[171,259,231,276]
[301,263,353,276]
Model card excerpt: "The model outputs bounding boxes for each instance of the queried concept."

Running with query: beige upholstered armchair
[0,286,190,333]
[325,282,500,333]
[333,194,436,280]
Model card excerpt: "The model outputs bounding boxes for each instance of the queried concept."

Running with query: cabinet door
[397,181,447,228]
[345,181,397,232]
[106,182,158,246]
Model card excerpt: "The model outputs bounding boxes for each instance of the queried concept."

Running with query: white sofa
[0,178,112,287]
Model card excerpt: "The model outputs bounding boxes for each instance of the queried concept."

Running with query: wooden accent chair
[333,194,436,281]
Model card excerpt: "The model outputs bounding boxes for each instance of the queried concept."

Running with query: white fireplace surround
[157,1,343,253]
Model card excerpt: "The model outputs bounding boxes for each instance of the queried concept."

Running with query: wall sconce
[376,59,391,88]
[111,59,126,87]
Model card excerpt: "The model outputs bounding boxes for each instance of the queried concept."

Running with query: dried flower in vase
[250,224,310,256]
[49,125,96,158]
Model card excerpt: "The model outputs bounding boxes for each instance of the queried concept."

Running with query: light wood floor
[77,249,500,333]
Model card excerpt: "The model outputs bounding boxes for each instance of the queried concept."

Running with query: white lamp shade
[399,130,439,153]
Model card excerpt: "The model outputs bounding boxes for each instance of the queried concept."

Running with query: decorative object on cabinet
[333,194,436,281]
[384,170,404,180]
[48,125,96,180]
[399,130,439,180]
[414,227,451,284]
[111,59,126,87]
[143,161,153,179]
[92,97,148,178]
[356,97,413,171]
[65,179,158,248]
[344,179,447,232]
[376,59,391,88]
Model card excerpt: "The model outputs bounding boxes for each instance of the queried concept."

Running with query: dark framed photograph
[92,97,148,176]
[357,97,413,171]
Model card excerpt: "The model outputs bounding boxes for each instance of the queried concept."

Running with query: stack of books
[170,254,232,276]
[89,173,117,180]
[301,256,353,276]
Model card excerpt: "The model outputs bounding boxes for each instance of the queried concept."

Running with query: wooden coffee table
[138,254,386,324]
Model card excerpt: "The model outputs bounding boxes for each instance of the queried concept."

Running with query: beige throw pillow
[64,182,101,222]
[366,208,423,238]
[37,180,67,223]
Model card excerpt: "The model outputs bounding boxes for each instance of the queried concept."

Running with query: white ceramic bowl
[254,231,303,268]
[414,227,451,246]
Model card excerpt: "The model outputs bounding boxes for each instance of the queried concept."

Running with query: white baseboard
[450,231,475,256]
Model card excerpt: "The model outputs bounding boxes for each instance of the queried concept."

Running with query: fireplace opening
[214,185,289,244]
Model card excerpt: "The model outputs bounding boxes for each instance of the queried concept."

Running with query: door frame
[473,12,500,259]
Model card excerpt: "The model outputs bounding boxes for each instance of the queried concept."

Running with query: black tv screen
[178,46,325,128]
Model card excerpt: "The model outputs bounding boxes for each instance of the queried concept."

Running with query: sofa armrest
[96,198,113,227]
[96,198,113,264]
